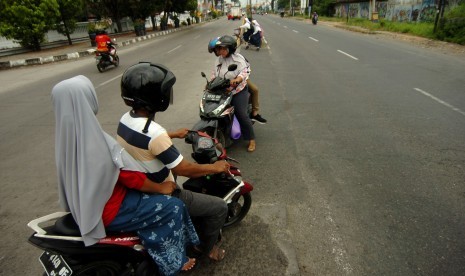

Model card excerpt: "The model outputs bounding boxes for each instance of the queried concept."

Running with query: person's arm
[139,178,177,195]
[231,64,250,87]
[119,170,176,195]
[167,128,189,139]
[171,159,230,179]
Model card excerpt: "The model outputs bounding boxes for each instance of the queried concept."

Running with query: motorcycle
[27,131,252,275]
[183,130,253,228]
[96,40,119,73]
[27,212,158,275]
[312,14,318,25]
[192,64,252,148]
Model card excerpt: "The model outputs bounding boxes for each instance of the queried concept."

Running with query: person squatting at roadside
[95,30,116,62]
[249,19,263,51]
[208,37,267,125]
[239,17,254,47]
[52,75,199,275]
[116,62,230,262]
[209,35,259,152]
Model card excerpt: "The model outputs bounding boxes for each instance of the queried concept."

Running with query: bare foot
[209,245,226,261]
[181,258,196,271]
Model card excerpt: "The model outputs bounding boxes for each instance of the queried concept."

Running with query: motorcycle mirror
[201,72,209,83]
[227,64,237,71]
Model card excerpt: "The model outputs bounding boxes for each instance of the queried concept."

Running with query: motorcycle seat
[55,213,81,236]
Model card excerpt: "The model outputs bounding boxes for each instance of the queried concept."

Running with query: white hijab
[52,75,144,246]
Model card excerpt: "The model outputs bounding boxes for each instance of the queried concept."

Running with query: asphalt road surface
[0,16,464,275]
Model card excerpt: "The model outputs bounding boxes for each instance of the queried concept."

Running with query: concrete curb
[0,25,195,70]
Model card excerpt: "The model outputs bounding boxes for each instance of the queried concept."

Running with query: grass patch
[347,18,435,38]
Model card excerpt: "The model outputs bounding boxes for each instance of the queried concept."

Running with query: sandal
[209,245,226,261]
[181,258,196,271]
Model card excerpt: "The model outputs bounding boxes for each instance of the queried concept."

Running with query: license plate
[205,94,222,102]
[39,251,73,276]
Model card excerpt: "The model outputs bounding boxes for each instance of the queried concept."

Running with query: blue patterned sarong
[107,190,200,276]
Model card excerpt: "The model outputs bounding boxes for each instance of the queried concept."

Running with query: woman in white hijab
[51,75,199,275]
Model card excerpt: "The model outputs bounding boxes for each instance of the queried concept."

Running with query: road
[0,16,464,275]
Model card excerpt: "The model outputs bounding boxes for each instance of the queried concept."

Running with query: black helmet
[121,62,176,113]
[216,35,237,55]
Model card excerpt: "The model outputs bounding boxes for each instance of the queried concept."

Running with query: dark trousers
[176,188,228,255]
[232,87,255,140]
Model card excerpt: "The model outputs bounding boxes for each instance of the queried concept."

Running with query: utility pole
[433,0,445,33]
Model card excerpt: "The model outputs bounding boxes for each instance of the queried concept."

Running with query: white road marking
[293,30,299,33]
[337,50,359,60]
[414,88,465,116]
[309,36,319,42]
[193,35,200,39]
[97,74,122,88]
[168,45,182,54]
[284,26,288,29]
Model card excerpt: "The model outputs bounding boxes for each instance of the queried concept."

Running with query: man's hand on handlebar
[213,160,230,174]
[168,128,189,139]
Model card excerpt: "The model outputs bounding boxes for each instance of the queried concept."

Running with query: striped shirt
[116,111,183,183]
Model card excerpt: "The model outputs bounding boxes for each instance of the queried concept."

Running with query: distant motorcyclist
[312,12,319,25]
[95,30,116,62]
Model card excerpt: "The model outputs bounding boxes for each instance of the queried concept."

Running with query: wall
[0,19,133,50]
[334,0,461,22]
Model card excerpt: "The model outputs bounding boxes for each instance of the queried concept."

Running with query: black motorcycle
[192,64,252,148]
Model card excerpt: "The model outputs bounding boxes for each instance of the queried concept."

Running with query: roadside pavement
[0,26,192,70]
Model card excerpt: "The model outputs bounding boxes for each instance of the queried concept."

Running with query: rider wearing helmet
[208,36,267,124]
[210,35,258,151]
[118,62,230,262]
[95,30,116,62]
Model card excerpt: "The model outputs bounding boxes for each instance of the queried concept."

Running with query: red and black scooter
[183,130,254,228]
[27,131,253,275]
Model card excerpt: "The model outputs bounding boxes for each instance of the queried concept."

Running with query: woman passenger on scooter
[210,35,257,152]
[51,75,199,276]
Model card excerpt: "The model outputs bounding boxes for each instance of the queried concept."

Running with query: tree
[55,0,85,45]
[85,0,128,32]
[0,0,60,50]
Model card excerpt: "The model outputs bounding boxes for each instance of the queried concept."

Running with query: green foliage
[435,3,465,45]
[0,0,60,50]
[344,18,436,39]
[55,0,84,42]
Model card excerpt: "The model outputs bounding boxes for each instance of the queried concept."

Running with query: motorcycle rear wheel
[74,260,122,276]
[223,193,251,228]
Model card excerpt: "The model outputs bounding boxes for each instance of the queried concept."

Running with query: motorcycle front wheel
[223,193,251,228]
[97,62,105,73]
[114,55,120,67]
[204,127,229,148]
